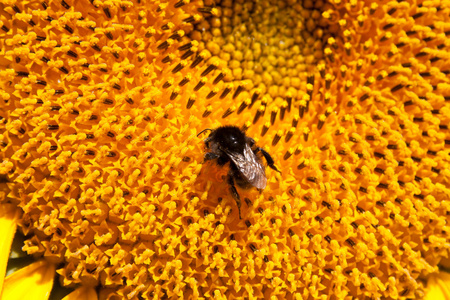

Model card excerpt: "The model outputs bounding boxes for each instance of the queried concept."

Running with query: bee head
[214,126,246,153]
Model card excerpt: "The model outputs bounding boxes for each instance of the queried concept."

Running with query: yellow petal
[62,286,98,300]
[434,272,450,299]
[424,272,450,300]
[0,203,20,296]
[1,260,55,300]
[424,277,444,300]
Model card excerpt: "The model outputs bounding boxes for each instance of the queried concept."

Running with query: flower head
[0,0,449,299]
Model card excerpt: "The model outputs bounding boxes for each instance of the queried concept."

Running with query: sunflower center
[195,0,329,99]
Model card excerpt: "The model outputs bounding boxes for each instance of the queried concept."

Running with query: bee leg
[216,155,229,166]
[204,152,229,166]
[255,148,280,172]
[204,152,219,161]
[227,174,242,219]
[246,137,255,147]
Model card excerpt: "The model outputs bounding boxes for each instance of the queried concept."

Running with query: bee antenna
[197,128,212,137]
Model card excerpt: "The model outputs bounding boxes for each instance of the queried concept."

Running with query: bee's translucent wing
[225,144,267,189]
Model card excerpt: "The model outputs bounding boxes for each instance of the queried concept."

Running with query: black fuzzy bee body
[199,126,278,218]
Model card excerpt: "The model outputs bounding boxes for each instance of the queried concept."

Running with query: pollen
[1,0,450,299]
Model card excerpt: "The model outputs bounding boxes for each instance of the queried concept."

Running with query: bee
[198,125,279,218]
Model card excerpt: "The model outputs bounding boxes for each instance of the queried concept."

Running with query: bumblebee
[199,126,279,218]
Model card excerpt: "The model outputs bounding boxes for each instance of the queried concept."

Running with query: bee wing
[225,144,267,189]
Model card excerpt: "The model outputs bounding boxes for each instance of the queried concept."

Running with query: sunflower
[0,0,449,299]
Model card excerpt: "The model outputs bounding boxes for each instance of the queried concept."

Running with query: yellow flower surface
[0,0,450,299]
[0,203,20,294]
[2,260,55,300]
[424,270,450,300]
